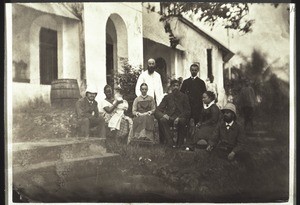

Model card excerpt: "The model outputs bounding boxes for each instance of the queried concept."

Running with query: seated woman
[128,83,159,144]
[192,91,220,147]
[99,85,132,141]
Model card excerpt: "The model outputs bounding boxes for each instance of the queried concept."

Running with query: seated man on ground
[75,86,106,138]
[99,85,132,142]
[128,83,158,144]
[155,79,191,148]
[206,103,250,163]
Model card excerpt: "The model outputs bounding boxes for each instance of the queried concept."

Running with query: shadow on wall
[13,60,30,83]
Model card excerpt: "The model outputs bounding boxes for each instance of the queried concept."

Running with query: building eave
[16,3,80,21]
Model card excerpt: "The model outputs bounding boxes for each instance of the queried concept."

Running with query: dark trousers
[157,117,187,146]
[78,116,106,138]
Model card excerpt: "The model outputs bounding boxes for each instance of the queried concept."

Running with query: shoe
[172,145,179,149]
[184,146,194,151]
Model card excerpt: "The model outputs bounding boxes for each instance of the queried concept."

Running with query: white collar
[226,121,234,127]
[191,76,198,80]
[86,97,93,104]
[203,100,215,109]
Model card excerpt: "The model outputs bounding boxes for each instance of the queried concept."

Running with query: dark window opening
[207,49,212,78]
[39,27,58,85]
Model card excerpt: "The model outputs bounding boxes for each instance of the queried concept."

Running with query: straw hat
[222,103,237,116]
[86,85,98,94]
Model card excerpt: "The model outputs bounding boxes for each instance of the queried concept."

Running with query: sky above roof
[191,3,291,82]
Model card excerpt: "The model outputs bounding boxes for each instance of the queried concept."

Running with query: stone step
[13,137,107,167]
[13,152,120,202]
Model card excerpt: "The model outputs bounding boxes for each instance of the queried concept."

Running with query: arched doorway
[105,14,128,90]
[155,57,168,92]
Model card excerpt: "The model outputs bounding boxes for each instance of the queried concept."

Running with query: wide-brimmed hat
[86,85,98,94]
[222,103,237,116]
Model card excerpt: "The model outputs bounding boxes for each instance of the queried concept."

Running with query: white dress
[108,100,129,130]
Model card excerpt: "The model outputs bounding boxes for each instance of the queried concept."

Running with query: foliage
[224,49,289,116]
[62,3,84,21]
[115,61,142,117]
[157,2,255,34]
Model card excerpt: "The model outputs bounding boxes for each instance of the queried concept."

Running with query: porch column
[84,3,107,101]
[62,19,80,80]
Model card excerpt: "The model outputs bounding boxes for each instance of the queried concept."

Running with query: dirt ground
[12,100,290,203]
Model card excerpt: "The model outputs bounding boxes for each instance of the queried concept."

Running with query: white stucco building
[11,3,81,108]
[10,2,234,108]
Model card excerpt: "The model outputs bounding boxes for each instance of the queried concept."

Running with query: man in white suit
[135,58,164,105]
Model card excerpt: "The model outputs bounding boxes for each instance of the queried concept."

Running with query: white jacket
[135,70,164,105]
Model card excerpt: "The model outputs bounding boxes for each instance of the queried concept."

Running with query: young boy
[206,103,245,161]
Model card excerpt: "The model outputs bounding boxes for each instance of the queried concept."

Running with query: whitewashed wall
[84,3,143,101]
[12,4,80,108]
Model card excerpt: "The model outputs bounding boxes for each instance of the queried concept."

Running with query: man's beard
[148,66,155,74]
[172,88,179,94]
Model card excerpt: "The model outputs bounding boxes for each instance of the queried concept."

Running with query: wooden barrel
[50,79,81,107]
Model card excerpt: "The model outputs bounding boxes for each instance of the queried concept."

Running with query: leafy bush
[115,60,142,117]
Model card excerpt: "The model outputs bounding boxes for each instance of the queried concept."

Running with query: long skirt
[193,124,216,143]
[128,115,159,144]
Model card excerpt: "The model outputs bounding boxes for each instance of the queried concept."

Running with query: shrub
[115,60,142,117]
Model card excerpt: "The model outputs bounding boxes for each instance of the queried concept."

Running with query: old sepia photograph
[5,2,295,204]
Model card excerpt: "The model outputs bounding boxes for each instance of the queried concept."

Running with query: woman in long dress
[193,91,220,147]
[128,83,158,144]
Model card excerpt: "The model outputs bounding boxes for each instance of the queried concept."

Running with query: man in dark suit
[180,63,207,124]
[155,79,191,147]
[75,86,106,138]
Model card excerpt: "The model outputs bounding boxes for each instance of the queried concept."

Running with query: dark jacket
[180,77,206,122]
[155,91,191,121]
[75,97,100,119]
[208,121,245,153]
[200,104,221,126]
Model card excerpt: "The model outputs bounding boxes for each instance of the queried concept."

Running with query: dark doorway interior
[39,27,58,85]
[155,57,168,92]
[106,42,114,89]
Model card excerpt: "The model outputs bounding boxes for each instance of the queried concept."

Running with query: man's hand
[206,145,213,152]
[196,122,202,128]
[162,114,170,120]
[227,151,236,161]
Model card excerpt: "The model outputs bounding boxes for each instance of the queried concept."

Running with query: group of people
[75,58,250,161]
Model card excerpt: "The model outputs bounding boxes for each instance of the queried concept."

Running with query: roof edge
[16,3,80,21]
[177,16,234,62]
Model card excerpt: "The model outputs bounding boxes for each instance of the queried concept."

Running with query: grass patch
[12,98,290,202]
